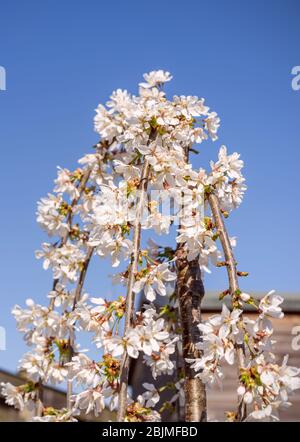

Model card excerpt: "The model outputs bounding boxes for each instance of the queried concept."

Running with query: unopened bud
[240,292,250,302]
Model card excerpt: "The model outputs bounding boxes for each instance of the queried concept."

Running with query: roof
[202,291,300,312]
[0,369,114,422]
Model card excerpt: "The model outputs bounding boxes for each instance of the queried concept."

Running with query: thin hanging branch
[117,159,150,421]
[208,192,246,421]
[35,381,44,417]
[35,168,93,416]
[43,143,112,414]
[57,143,112,412]
[49,168,92,309]
[66,245,95,410]
[117,130,156,422]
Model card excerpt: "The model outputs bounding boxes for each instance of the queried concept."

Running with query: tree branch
[117,159,150,422]
[49,168,92,309]
[66,245,95,410]
[117,131,156,422]
[208,192,246,421]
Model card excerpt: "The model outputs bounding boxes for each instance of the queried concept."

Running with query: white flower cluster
[189,291,300,420]
[73,299,178,379]
[3,70,298,423]
[208,145,246,211]
[35,242,86,283]
[37,194,69,237]
[0,382,36,411]
[133,263,176,302]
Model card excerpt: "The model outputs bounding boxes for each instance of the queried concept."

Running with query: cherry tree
[2,70,300,422]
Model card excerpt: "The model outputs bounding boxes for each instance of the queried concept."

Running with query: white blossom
[133,263,176,302]
[139,70,173,89]
[71,388,105,416]
[37,194,69,237]
[259,290,284,319]
[1,383,25,410]
[137,383,160,408]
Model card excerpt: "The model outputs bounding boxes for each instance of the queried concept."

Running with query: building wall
[206,314,300,421]
[131,313,300,422]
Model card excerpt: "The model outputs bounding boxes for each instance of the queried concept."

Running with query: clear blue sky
[0,0,299,372]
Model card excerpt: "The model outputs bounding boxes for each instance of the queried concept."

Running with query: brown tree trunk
[176,248,207,422]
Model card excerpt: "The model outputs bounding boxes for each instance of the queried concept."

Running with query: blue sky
[0,0,299,372]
